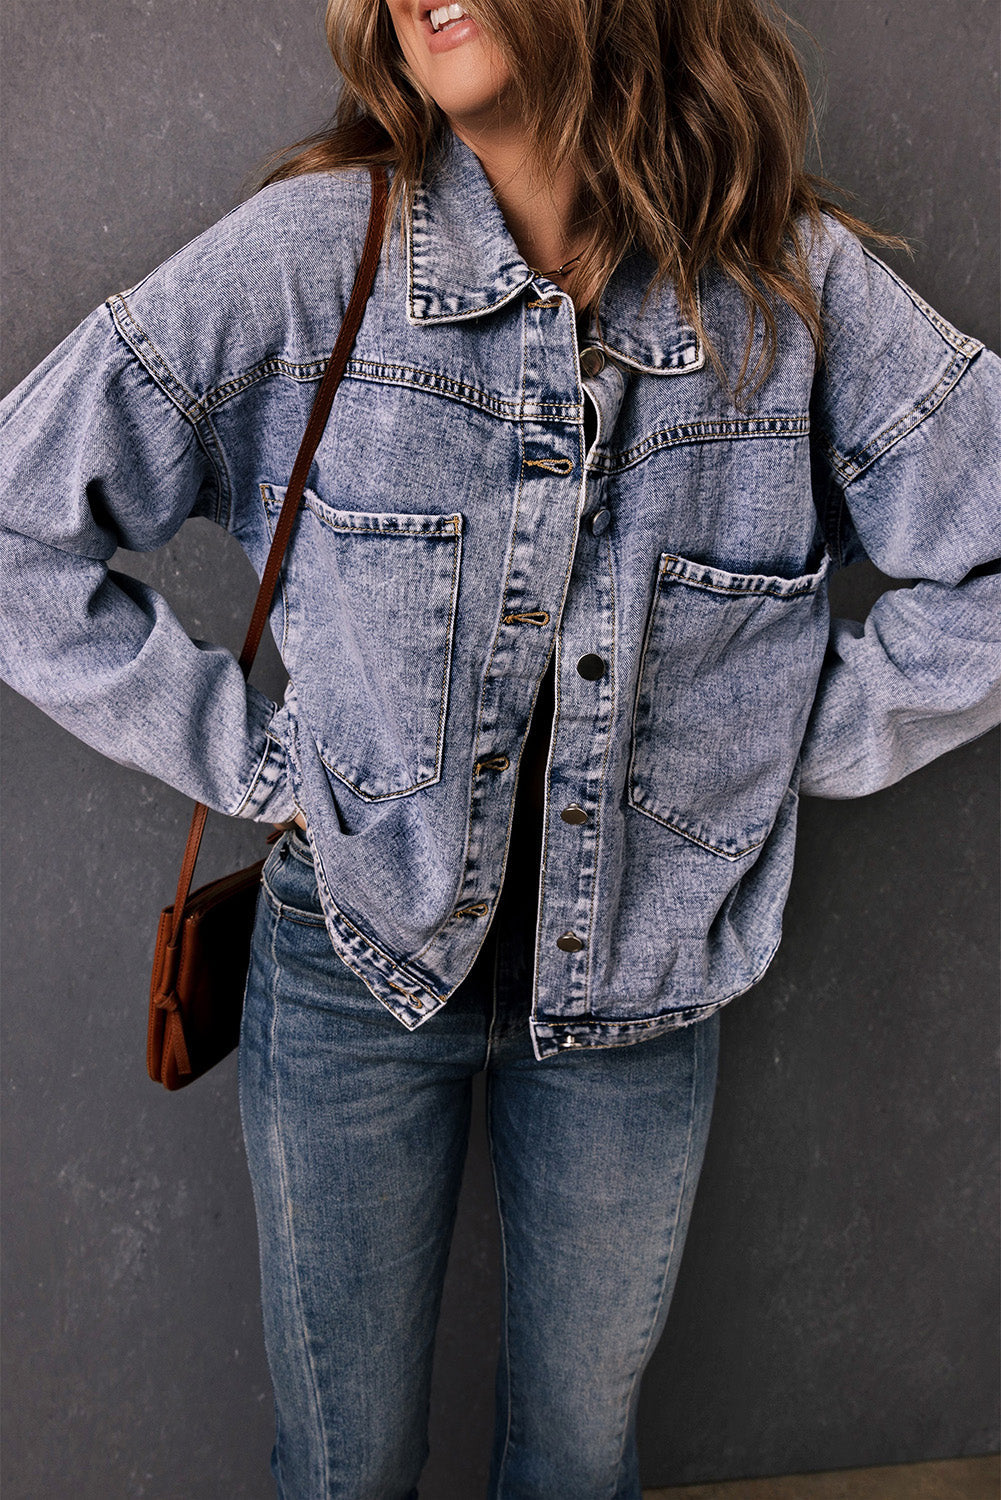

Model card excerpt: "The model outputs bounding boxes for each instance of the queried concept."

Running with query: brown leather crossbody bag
[147,165,388,1090]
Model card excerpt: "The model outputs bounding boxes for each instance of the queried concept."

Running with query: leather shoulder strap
[168,166,389,939]
[238,165,389,675]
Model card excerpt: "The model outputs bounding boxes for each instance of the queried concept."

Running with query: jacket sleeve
[797,226,1001,799]
[0,299,296,822]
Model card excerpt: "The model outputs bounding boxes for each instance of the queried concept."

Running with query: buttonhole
[474,755,510,775]
[502,610,550,627]
[524,457,574,475]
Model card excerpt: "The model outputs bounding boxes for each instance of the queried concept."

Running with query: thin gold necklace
[527,251,583,279]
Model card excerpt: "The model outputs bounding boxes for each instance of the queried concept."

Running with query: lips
[417,2,481,53]
[427,2,467,30]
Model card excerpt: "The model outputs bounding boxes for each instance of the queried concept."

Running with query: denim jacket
[2,130,999,1059]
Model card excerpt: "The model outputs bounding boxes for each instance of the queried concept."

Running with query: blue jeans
[238,822,720,1500]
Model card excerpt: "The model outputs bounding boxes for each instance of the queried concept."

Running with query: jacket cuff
[230,691,297,823]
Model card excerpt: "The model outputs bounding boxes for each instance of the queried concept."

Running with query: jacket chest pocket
[627,550,832,860]
[261,485,463,801]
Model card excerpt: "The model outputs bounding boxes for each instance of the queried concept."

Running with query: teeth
[429,3,467,31]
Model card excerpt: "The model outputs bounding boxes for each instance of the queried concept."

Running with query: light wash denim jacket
[2,130,999,1059]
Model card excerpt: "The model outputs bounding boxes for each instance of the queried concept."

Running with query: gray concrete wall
[2,1,998,1495]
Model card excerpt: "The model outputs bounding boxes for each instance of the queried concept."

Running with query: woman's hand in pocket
[270,809,308,838]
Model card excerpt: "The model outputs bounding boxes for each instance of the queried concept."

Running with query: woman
[1,0,998,1494]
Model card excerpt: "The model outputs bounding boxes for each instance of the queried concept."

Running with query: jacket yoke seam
[595,415,810,475]
[344,358,580,422]
[203,355,578,429]
[201,356,330,415]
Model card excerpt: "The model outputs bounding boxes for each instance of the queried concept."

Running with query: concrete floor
[643,1455,1000,1500]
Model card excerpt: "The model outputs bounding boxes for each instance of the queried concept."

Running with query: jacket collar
[406,129,703,375]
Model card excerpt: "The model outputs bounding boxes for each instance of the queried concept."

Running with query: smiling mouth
[426,3,469,31]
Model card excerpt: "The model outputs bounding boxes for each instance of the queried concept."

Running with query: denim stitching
[659,553,828,599]
[591,414,810,475]
[411,309,536,960]
[523,456,574,475]
[627,793,769,860]
[285,829,317,868]
[343,358,580,421]
[578,526,619,1013]
[823,346,977,485]
[310,516,459,798]
[260,890,327,930]
[535,1000,723,1041]
[433,521,463,782]
[410,278,534,325]
[262,485,463,538]
[624,553,826,856]
[483,922,501,1068]
[302,826,443,1006]
[259,485,463,801]
[859,245,984,354]
[260,856,326,927]
[575,891,791,1026]
[266,907,330,1496]
[624,554,794,859]
[502,610,550,626]
[108,294,199,410]
[258,485,290,658]
[485,1071,515,1497]
[527,437,603,1024]
[230,726,284,819]
[625,553,665,843]
[107,296,229,526]
[202,356,330,413]
[611,1019,701,1488]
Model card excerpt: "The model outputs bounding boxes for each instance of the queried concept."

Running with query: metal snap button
[576,653,606,680]
[580,346,606,378]
[589,508,611,536]
[560,804,588,825]
[556,931,584,952]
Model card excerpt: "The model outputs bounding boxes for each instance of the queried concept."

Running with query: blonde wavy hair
[252,0,904,396]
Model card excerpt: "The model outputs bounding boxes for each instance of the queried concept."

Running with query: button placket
[533,483,622,1012]
[424,296,586,970]
[524,333,622,1008]
[409,290,624,1013]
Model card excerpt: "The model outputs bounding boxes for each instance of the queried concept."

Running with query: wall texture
[2,1,998,1495]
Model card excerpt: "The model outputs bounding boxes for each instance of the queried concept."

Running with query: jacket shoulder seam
[859,245,985,357]
[106,294,231,527]
[821,342,981,487]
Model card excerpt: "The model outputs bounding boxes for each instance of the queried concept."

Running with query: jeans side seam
[483,927,501,1067]
[609,1018,702,1493]
[486,1072,515,1497]
[267,908,331,1498]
